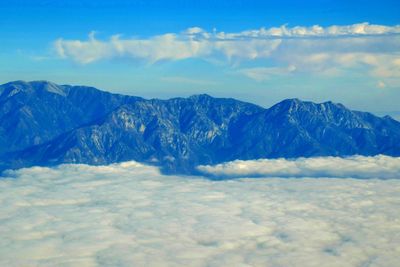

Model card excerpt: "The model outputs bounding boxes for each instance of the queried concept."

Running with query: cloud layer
[198,155,400,179]
[1,160,400,266]
[53,23,400,82]
[54,30,282,64]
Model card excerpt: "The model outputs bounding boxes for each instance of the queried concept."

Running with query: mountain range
[1,80,399,174]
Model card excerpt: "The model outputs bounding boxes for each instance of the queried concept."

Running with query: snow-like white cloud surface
[1,160,400,266]
[198,155,400,179]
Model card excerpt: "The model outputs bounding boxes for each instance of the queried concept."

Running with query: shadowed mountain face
[1,81,400,174]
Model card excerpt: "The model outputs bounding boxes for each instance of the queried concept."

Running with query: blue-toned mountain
[1,81,399,174]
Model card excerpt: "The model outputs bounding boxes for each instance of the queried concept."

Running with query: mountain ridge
[1,80,399,174]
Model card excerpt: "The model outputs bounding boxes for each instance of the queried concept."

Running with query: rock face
[1,81,400,174]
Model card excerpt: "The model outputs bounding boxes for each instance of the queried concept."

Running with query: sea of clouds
[197,155,400,179]
[0,156,400,266]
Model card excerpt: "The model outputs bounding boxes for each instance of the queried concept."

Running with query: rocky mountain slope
[1,81,399,174]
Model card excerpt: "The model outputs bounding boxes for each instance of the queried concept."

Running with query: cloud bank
[1,160,400,266]
[53,23,400,81]
[54,30,282,64]
[197,155,400,179]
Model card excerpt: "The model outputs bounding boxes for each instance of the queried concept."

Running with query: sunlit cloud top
[197,155,400,179]
[1,159,400,265]
[54,23,400,64]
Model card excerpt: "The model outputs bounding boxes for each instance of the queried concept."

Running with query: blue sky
[1,0,400,113]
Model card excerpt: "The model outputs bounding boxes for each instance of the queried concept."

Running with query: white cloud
[239,65,296,81]
[55,31,115,64]
[54,30,282,64]
[222,23,400,38]
[377,80,387,89]
[1,160,400,266]
[53,24,400,86]
[278,51,400,79]
[197,155,400,179]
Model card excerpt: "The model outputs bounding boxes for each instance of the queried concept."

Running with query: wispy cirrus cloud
[53,23,400,82]
[239,65,297,81]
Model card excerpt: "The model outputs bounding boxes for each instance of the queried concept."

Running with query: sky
[1,0,400,113]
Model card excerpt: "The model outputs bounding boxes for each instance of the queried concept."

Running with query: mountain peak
[1,80,67,97]
[320,100,346,108]
[1,80,400,174]
[271,98,309,112]
[275,98,304,106]
[189,94,214,100]
[31,80,67,96]
[272,98,347,113]
[5,80,54,87]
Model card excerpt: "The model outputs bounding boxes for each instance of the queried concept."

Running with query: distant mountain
[374,111,400,122]
[1,81,400,174]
